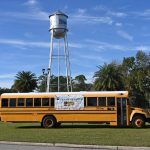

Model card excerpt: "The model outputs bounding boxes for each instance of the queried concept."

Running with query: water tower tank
[49,11,68,39]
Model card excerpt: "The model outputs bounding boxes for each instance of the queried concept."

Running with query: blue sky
[0,0,150,88]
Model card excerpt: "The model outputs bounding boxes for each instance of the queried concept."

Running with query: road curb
[0,141,150,150]
[0,141,54,147]
[55,143,117,149]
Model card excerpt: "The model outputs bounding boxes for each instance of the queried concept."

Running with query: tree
[73,75,87,91]
[37,75,47,92]
[75,75,87,84]
[37,75,69,92]
[12,71,37,92]
[93,62,124,91]
[122,50,150,107]
[50,75,68,92]
[37,74,92,92]
[0,87,16,95]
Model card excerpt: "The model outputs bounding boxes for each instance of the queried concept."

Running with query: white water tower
[46,11,72,92]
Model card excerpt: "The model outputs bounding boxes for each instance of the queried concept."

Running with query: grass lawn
[0,122,150,146]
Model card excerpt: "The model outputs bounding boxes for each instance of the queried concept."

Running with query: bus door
[117,98,127,126]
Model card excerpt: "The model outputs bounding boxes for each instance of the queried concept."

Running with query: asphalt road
[0,143,150,150]
[0,144,85,150]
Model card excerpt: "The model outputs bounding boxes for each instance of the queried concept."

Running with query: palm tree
[12,71,37,92]
[75,75,86,84]
[93,62,124,91]
[73,75,87,91]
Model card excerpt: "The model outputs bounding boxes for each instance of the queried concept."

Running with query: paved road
[0,143,150,150]
[0,144,84,150]
[0,143,115,150]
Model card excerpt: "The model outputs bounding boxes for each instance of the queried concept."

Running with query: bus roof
[1,91,128,98]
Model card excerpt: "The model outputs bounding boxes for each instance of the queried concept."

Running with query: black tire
[41,122,43,128]
[42,116,56,128]
[131,115,145,128]
[55,122,61,128]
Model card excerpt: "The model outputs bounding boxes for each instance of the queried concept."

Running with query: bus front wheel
[42,116,56,128]
[131,115,145,128]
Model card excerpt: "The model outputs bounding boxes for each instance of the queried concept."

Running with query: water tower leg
[64,34,72,92]
[64,35,70,92]
[47,31,54,92]
[58,39,60,92]
[66,34,73,92]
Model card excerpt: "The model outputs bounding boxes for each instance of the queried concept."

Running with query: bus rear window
[2,99,8,107]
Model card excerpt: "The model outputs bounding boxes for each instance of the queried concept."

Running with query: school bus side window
[51,98,54,106]
[34,98,41,107]
[98,97,106,106]
[2,99,8,107]
[84,97,86,106]
[26,98,33,107]
[10,98,16,107]
[42,98,49,106]
[18,98,24,107]
[107,97,115,106]
[87,97,97,106]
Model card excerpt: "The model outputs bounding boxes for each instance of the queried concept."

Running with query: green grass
[0,122,150,146]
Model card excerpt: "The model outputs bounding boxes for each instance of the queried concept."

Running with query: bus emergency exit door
[117,98,127,126]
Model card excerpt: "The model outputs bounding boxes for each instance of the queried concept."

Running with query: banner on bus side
[55,95,84,110]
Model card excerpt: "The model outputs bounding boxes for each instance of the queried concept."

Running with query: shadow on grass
[17,124,150,129]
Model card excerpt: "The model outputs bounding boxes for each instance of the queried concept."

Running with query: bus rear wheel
[42,116,56,128]
[132,115,145,128]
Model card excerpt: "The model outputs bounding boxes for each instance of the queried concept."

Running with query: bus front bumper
[146,117,150,123]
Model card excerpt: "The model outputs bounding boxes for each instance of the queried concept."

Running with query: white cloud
[93,5,127,18]
[79,55,108,64]
[77,8,87,15]
[69,43,84,49]
[142,33,150,37]
[0,38,49,48]
[64,5,68,10]
[0,81,13,88]
[70,15,113,25]
[0,38,84,49]
[85,39,125,51]
[85,39,150,52]
[0,11,48,21]
[0,5,114,25]
[24,32,33,38]
[70,8,113,25]
[107,11,127,17]
[93,5,108,11]
[85,72,95,83]
[24,0,37,6]
[115,22,123,27]
[142,9,150,17]
[134,9,150,17]
[132,9,150,20]
[0,0,48,21]
[117,30,133,41]
[0,73,15,79]
[135,45,150,52]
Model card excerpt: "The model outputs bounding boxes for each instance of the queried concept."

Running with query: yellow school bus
[0,91,150,128]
